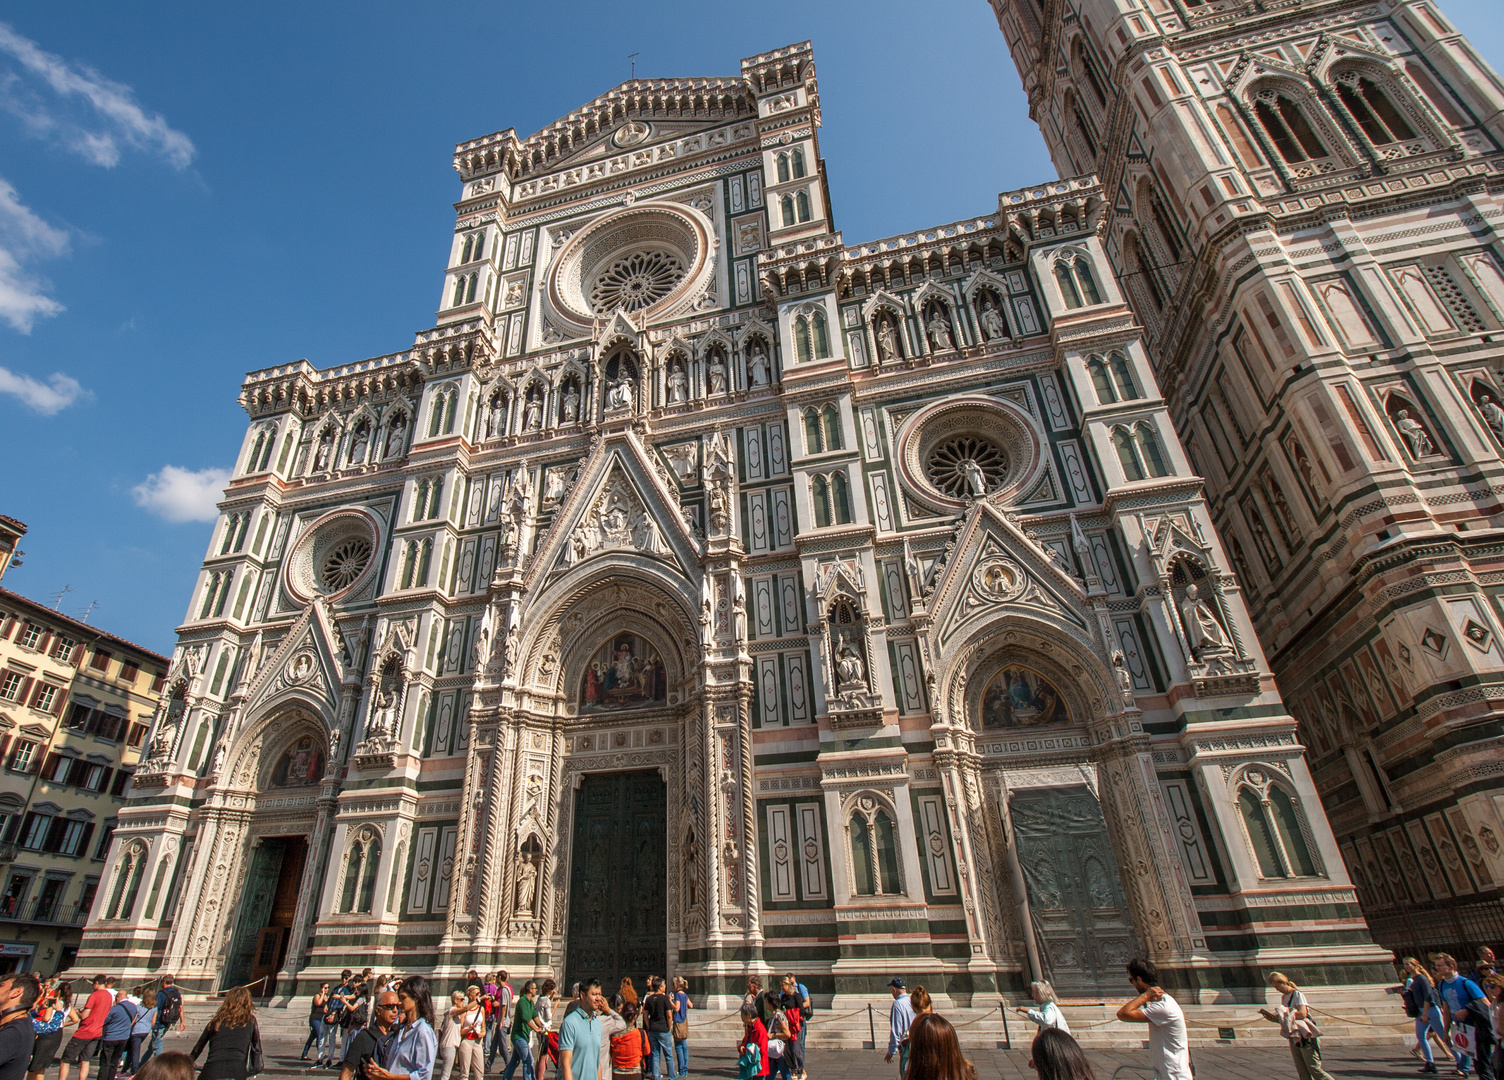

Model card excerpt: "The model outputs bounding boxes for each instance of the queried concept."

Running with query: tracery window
[451,272,478,308]
[105,840,148,920]
[339,829,382,914]
[809,472,852,528]
[459,230,485,264]
[796,191,812,223]
[848,798,902,897]
[803,404,842,454]
[1236,771,1319,879]
[781,195,795,228]
[1086,353,1139,403]
[1113,422,1170,480]
[1054,253,1103,309]
[399,539,433,590]
[1334,74,1415,144]
[428,385,458,437]
[794,309,830,362]
[1252,90,1329,163]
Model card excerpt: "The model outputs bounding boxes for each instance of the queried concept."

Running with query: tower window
[777,154,790,183]
[1337,76,1415,144]
[1253,92,1328,163]
[796,191,812,223]
[781,195,795,228]
[791,148,806,178]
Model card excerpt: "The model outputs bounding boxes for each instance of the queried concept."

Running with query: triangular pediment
[240,600,342,722]
[527,430,702,589]
[927,503,1093,650]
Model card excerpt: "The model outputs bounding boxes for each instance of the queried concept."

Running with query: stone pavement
[152,1021,1447,1080]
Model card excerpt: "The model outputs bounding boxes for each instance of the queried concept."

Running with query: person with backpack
[765,1005,793,1080]
[151,978,184,1067]
[1437,954,1496,1079]
[319,972,355,1069]
[341,983,371,1062]
[776,978,803,1080]
[1397,957,1449,1073]
[487,974,513,1073]
[786,976,810,1080]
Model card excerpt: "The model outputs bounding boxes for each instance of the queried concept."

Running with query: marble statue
[1180,583,1229,655]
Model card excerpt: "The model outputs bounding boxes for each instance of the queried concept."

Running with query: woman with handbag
[669,978,691,1080]
[456,987,486,1080]
[1259,973,1333,1080]
[189,988,263,1080]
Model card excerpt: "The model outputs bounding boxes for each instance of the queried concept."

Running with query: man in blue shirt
[98,993,143,1080]
[558,980,603,1080]
[1437,953,1495,1079]
[884,978,914,1078]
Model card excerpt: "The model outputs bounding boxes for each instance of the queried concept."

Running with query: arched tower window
[781,196,795,228]
[791,148,806,178]
[1236,773,1320,879]
[1088,358,1116,404]
[848,798,902,897]
[1056,261,1084,309]
[1335,74,1416,144]
[796,191,812,223]
[1135,422,1169,477]
[831,472,852,524]
[777,153,790,183]
[1109,353,1139,399]
[1239,788,1285,877]
[1253,91,1329,163]
[1113,428,1144,481]
[810,475,831,528]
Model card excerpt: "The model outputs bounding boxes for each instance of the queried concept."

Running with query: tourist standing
[788,976,810,1080]
[1437,954,1495,1080]
[669,979,690,1080]
[129,990,159,1074]
[1026,1027,1094,1080]
[1258,973,1334,1080]
[1399,957,1448,1073]
[1115,959,1191,1080]
[367,974,438,1080]
[27,981,69,1080]
[304,984,332,1064]
[618,981,638,1012]
[455,988,485,1080]
[58,975,115,1080]
[765,1006,792,1080]
[502,982,542,1080]
[736,1004,768,1080]
[558,981,604,1080]
[323,973,356,1067]
[338,991,398,1080]
[1017,982,1070,1034]
[607,1003,649,1080]
[904,1013,977,1080]
[640,979,672,1080]
[488,974,513,1073]
[101,994,141,1080]
[535,981,559,1080]
[435,992,463,1080]
[0,973,40,1080]
[188,988,262,1080]
[884,979,914,1077]
[776,979,802,1080]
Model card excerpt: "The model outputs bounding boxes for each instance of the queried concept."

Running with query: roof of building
[0,586,168,664]
[0,515,26,537]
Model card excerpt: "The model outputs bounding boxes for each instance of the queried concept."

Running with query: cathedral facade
[991,0,1504,961]
[80,40,1387,1002]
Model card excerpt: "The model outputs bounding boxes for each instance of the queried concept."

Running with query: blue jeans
[1417,1006,1446,1064]
[673,1037,688,1078]
[647,1032,673,1080]
[501,1035,533,1080]
[303,1019,324,1058]
[149,1025,170,1063]
[487,1018,509,1067]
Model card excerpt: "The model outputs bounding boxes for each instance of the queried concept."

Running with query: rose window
[588,250,686,314]
[925,436,1009,498]
[320,538,373,591]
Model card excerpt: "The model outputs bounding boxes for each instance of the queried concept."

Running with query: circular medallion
[288,651,317,683]
[283,508,383,605]
[613,121,651,147]
[972,558,1027,602]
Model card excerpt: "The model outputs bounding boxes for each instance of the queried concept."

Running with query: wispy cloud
[132,465,229,523]
[0,365,85,414]
[0,22,195,169]
[0,176,67,331]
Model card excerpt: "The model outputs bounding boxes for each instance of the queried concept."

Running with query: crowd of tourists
[1394,948,1503,1079]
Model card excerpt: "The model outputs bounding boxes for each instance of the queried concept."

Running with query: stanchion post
[868,1003,875,1050]
[1000,1000,1011,1050]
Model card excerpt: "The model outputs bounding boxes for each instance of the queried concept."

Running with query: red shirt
[609,1029,649,1069]
[76,989,115,1040]
[740,1019,769,1078]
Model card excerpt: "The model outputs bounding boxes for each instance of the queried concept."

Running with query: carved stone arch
[838,786,900,821]
[963,268,1015,340]
[945,612,1117,735]
[221,701,334,795]
[1227,760,1297,799]
[253,712,332,792]
[1241,73,1360,169]
[1317,52,1445,146]
[815,562,866,616]
[521,567,699,711]
[859,288,907,323]
[694,327,734,360]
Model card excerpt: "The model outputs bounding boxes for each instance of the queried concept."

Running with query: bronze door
[565,771,667,990]
[1010,785,1138,997]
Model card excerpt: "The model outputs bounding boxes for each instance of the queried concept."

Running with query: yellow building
[0,572,166,974]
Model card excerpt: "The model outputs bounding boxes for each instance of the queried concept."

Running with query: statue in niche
[1180,583,1230,656]
[1394,408,1434,457]
[1479,393,1504,442]
[875,315,901,363]
[472,627,488,671]
[384,412,407,457]
[979,299,1007,341]
[962,459,988,498]
[748,342,770,388]
[834,632,865,688]
[312,429,334,472]
[1112,651,1133,705]
[485,395,506,438]
[523,392,543,431]
[606,375,634,412]
[348,422,370,464]
[926,309,954,351]
[543,467,570,505]
[668,363,688,404]
[707,351,728,395]
[515,860,538,913]
[561,382,580,423]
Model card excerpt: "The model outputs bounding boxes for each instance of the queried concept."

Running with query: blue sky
[0,2,1500,655]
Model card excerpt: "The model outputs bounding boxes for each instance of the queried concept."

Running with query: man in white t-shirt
[1116,958,1192,1080]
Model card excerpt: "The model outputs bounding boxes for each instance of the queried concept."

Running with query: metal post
[1000,1000,1012,1050]
[868,1003,875,1050]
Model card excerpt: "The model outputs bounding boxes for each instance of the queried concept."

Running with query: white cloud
[0,22,195,169]
[0,175,68,331]
[132,465,230,524]
[0,365,84,414]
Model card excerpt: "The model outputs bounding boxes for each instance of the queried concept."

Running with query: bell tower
[992,0,1504,958]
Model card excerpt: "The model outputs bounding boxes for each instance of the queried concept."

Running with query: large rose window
[284,509,382,604]
[894,395,1044,512]
[588,250,686,314]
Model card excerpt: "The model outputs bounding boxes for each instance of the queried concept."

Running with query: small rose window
[588,250,686,314]
[321,538,373,591]
[925,435,1009,498]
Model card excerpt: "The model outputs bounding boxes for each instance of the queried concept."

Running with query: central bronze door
[564,770,667,990]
